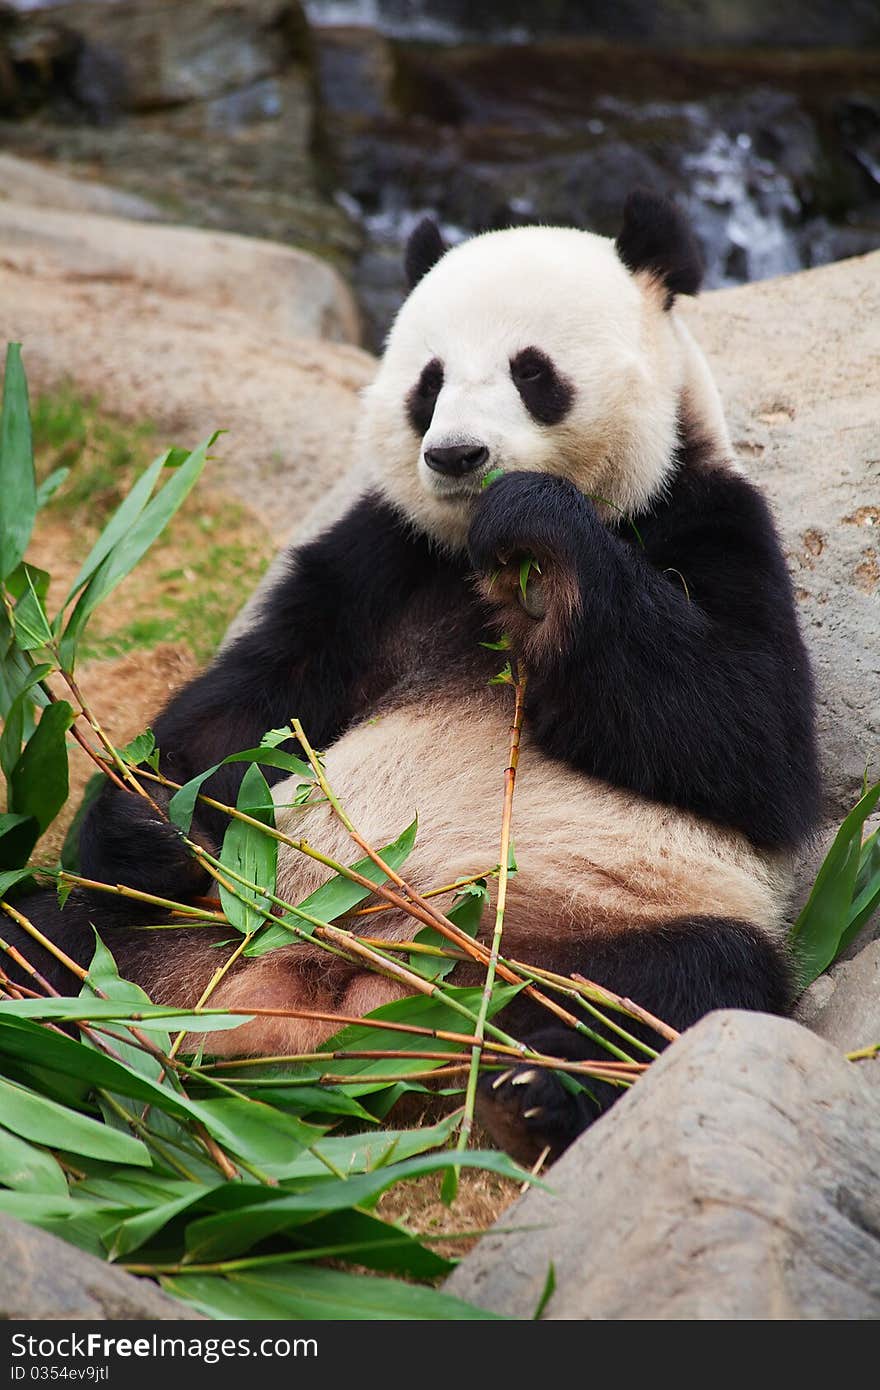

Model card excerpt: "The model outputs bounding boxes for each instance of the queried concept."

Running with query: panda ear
[615,190,703,308]
[404,217,447,289]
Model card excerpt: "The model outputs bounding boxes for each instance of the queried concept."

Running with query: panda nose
[424,443,490,477]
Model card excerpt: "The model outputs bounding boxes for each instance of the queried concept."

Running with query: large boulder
[681,253,880,831]
[0,200,373,541]
[446,1011,880,1319]
[0,1215,201,1320]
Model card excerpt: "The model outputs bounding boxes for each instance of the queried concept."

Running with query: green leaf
[533,1261,556,1319]
[62,450,169,606]
[118,729,156,769]
[12,569,53,651]
[790,780,880,986]
[0,813,39,872]
[481,468,505,490]
[0,1075,151,1166]
[164,1264,505,1321]
[480,633,512,651]
[411,881,487,981]
[219,764,277,934]
[0,997,249,1034]
[190,1098,316,1178]
[109,1186,217,1259]
[0,1121,68,1195]
[0,661,52,781]
[0,866,37,900]
[489,661,514,686]
[35,465,69,510]
[168,745,312,835]
[9,701,74,834]
[0,344,37,581]
[838,826,880,953]
[59,437,214,666]
[245,818,419,957]
[275,1111,462,1181]
[184,1149,528,1262]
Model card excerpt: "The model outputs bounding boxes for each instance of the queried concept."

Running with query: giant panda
[13,192,820,1163]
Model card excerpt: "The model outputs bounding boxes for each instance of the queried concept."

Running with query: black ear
[404,217,447,289]
[615,190,703,308]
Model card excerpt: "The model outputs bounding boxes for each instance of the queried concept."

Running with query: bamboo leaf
[168,745,312,834]
[0,1075,151,1166]
[410,881,487,981]
[0,344,37,581]
[9,701,74,834]
[790,780,880,986]
[59,437,214,666]
[163,1264,505,1321]
[0,813,39,872]
[0,1121,69,1196]
[219,764,277,934]
[245,818,418,957]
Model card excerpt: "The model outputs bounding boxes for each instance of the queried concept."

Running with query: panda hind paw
[475,1061,598,1169]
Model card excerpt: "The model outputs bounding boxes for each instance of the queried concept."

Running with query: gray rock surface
[446,1011,880,1319]
[0,1216,201,1320]
[682,253,879,829]
[1,200,373,541]
[796,938,880,1062]
[0,154,162,222]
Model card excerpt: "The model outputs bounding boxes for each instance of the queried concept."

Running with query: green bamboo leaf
[0,1121,69,1196]
[184,1148,528,1262]
[164,1264,504,1321]
[35,465,69,510]
[838,826,880,953]
[168,745,312,834]
[118,729,157,769]
[109,1186,217,1260]
[278,1111,461,1181]
[245,818,418,958]
[0,813,39,872]
[59,436,215,666]
[0,344,37,581]
[790,780,880,986]
[0,1075,151,1166]
[11,570,53,651]
[62,450,170,606]
[219,764,277,934]
[0,866,37,899]
[9,701,74,834]
[190,1098,317,1178]
[0,662,51,781]
[272,1207,453,1279]
[410,881,488,980]
[0,998,249,1033]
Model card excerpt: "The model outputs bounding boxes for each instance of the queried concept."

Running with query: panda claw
[523,1106,543,1120]
[492,1068,515,1089]
[511,1069,537,1086]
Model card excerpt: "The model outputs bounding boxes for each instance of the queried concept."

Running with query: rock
[0,1215,202,1319]
[796,938,880,1060]
[0,201,359,345]
[0,153,161,221]
[35,0,311,112]
[0,202,374,540]
[446,1011,880,1319]
[681,252,880,830]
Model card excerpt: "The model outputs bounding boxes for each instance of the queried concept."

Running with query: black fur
[467,452,819,850]
[404,217,447,289]
[29,415,818,1163]
[510,347,575,426]
[476,915,793,1164]
[615,190,703,307]
[406,357,444,437]
[80,494,448,901]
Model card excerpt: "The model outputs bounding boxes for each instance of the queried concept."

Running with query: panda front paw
[468,473,593,651]
[476,1051,603,1168]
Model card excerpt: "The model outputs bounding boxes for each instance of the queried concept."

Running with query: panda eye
[417,359,444,397]
[510,347,574,426]
[510,350,548,384]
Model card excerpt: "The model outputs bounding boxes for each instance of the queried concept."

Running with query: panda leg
[476,915,793,1166]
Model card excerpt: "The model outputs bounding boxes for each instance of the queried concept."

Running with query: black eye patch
[406,357,444,437]
[510,347,574,425]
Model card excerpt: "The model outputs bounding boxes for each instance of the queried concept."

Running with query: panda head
[359,191,722,551]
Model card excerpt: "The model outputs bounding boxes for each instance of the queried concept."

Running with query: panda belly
[270,688,791,958]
